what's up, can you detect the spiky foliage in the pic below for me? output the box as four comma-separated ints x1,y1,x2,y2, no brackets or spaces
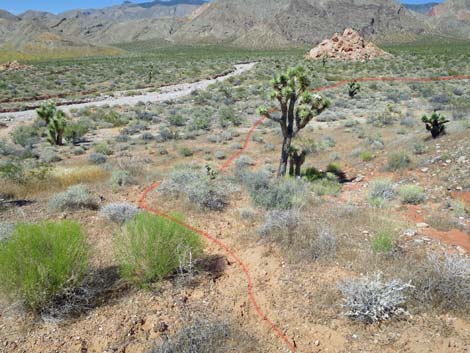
257,66,330,177
422,112,449,138
36,101,67,146
348,81,361,98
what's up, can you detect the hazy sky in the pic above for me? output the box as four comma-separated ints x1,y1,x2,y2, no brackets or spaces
1,0,443,15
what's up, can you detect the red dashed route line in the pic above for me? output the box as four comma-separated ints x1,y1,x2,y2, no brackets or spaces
137,74,470,353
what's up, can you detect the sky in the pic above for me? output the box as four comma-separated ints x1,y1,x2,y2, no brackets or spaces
1,0,444,15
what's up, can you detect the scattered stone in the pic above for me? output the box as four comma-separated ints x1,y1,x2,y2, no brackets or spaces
421,168,429,173
404,229,417,237
305,28,392,62
416,222,429,228
0,60,32,72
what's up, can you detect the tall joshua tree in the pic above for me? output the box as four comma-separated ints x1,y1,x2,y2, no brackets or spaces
36,101,67,146
257,66,330,177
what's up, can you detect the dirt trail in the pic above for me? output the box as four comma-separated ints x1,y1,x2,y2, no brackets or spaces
0,63,257,123
139,73,470,353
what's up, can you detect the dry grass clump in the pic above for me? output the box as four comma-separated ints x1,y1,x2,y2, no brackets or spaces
52,165,108,188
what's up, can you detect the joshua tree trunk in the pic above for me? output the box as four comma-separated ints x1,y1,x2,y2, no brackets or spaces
278,136,292,177
289,150,306,177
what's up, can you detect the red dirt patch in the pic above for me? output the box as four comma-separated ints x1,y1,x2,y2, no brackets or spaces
451,191,470,208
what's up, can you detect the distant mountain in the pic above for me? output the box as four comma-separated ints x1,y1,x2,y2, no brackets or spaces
172,0,431,47
428,0,470,38
0,9,17,21
18,0,208,44
402,2,439,14
0,13,120,60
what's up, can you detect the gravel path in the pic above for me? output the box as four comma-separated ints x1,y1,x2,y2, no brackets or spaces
0,62,257,123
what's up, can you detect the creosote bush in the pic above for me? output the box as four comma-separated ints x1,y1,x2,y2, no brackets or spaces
398,185,425,205
386,152,411,171
49,184,98,211
0,220,89,312
115,212,203,286
339,273,412,323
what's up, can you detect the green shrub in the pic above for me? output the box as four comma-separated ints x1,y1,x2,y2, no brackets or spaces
115,212,203,285
94,143,113,156
168,115,187,127
360,151,374,162
398,185,425,205
368,179,395,208
11,125,39,148
219,106,242,127
311,179,342,196
179,147,194,157
386,152,411,171
0,220,89,312
372,231,393,254
110,170,136,187
64,121,89,144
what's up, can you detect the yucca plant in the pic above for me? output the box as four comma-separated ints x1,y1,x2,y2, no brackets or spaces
422,112,449,138
36,101,68,146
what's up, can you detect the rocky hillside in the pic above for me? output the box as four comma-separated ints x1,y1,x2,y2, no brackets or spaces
19,0,208,44
171,0,433,47
428,0,470,39
0,14,120,60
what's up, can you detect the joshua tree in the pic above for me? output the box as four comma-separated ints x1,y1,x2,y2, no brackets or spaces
36,101,67,146
322,53,329,68
148,64,154,83
348,81,361,98
257,66,330,177
422,111,449,138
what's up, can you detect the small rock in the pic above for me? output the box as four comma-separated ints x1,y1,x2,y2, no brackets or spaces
314,340,320,346
416,222,429,228
446,159,452,164
457,156,466,164
421,168,429,173
404,229,417,237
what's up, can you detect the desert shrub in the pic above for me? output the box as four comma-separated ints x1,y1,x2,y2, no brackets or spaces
338,273,412,323
235,155,255,170
99,202,140,224
0,160,25,184
11,125,39,148
238,207,257,222
39,147,61,163
179,147,194,157
360,151,374,162
258,209,336,261
64,121,89,144
214,151,226,160
110,170,135,187
219,106,242,127
410,253,470,314
188,115,210,131
386,152,411,171
398,185,425,205
368,179,395,208
372,231,394,254
311,178,342,196
168,114,187,127
94,143,113,156
101,110,128,127
160,167,230,211
412,143,427,155
115,212,203,285
0,220,89,312
150,319,231,353
88,152,107,165
49,184,98,211
240,171,307,210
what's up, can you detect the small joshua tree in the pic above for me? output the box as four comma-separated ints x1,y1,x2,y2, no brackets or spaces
422,112,449,138
257,66,330,177
322,53,329,68
348,81,361,98
148,64,154,84
36,101,67,146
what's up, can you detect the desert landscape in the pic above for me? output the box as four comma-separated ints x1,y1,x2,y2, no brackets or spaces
0,1,469,352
